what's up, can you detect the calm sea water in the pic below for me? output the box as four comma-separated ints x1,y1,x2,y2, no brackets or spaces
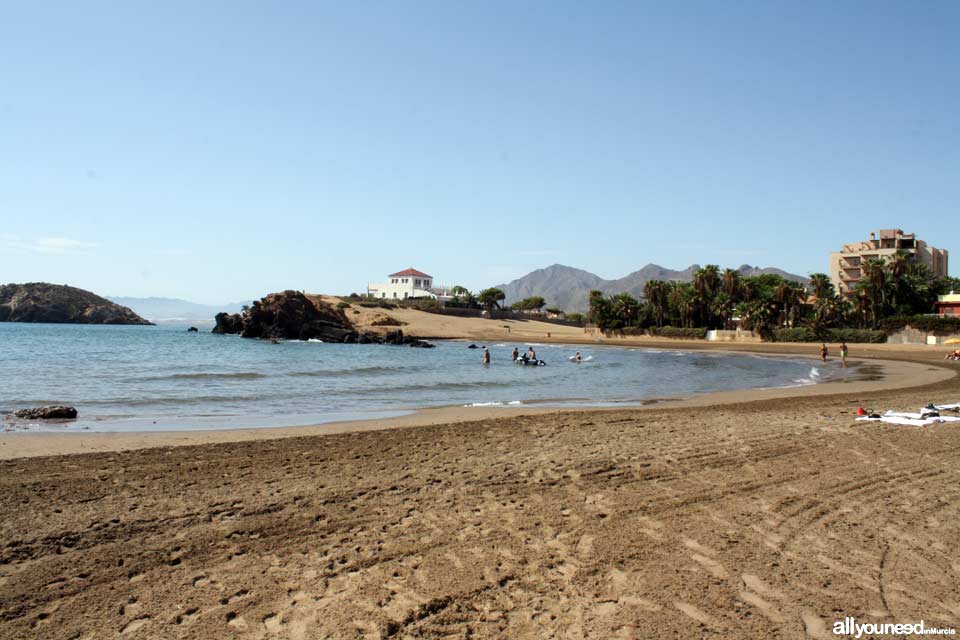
0,324,850,432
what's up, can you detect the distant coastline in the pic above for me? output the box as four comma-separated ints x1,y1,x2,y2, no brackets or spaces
0,283,151,325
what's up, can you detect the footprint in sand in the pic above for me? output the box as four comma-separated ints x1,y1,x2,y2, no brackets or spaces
801,610,831,640
674,602,721,629
738,590,784,623
690,553,728,579
262,613,283,633
120,616,151,635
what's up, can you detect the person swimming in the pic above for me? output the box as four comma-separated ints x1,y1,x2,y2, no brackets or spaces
574,351,582,363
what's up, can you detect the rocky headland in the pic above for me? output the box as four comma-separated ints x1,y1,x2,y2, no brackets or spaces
0,283,153,325
212,291,434,347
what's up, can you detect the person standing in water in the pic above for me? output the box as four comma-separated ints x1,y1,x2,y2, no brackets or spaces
512,347,519,361
482,347,490,365
839,342,848,367
819,343,829,362
527,346,537,361
574,351,582,363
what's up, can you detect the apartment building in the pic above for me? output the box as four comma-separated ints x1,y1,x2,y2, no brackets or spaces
829,229,948,298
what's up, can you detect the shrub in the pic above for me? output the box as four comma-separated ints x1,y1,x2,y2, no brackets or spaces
352,310,360,315
826,328,886,343
649,326,707,339
565,313,585,326
882,315,960,334
336,302,351,310
772,327,817,342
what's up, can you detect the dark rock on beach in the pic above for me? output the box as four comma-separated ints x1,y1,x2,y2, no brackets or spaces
12,406,78,420
0,283,152,325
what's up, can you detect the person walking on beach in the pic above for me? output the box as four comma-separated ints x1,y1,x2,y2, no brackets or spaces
819,343,829,362
482,347,490,365
839,342,848,367
512,347,519,361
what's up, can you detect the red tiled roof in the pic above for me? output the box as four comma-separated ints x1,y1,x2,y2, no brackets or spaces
389,268,432,278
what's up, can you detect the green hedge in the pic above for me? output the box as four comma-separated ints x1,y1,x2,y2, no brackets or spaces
772,327,886,343
772,328,817,342
649,326,708,339
881,315,960,334
826,328,886,343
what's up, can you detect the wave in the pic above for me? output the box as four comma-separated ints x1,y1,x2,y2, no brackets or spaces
287,366,413,379
145,372,268,381
464,400,523,407
791,367,822,386
349,380,513,396
88,394,285,407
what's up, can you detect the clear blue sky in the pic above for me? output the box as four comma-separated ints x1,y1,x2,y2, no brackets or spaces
2,1,957,302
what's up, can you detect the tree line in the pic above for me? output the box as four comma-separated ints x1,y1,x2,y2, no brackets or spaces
586,257,959,337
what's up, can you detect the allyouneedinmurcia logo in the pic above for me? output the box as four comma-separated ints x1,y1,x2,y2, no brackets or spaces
833,617,956,637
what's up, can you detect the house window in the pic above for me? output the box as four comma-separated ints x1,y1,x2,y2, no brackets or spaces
404,292,408,298
424,280,430,287
393,292,397,298
415,279,421,287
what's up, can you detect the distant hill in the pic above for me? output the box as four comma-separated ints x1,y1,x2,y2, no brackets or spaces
0,283,152,325
495,263,809,313
108,297,251,326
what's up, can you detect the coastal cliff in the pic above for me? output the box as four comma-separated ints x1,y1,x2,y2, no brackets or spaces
0,283,153,325
212,291,433,346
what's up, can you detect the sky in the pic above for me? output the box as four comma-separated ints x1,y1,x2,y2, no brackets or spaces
1,1,958,303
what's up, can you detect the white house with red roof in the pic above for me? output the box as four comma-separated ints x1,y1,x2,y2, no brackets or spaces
367,268,450,300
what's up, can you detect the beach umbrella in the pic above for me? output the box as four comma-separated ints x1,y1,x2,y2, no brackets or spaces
945,338,960,345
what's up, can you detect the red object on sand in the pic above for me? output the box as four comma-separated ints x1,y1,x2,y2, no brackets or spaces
856,407,867,416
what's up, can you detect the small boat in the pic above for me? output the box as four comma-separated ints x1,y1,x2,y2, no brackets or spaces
515,357,546,367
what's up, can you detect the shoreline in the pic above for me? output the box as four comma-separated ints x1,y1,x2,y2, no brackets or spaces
4,339,960,638
1,347,953,460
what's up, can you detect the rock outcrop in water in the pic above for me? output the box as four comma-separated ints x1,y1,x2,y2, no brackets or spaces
0,283,152,325
212,291,434,347
12,406,78,420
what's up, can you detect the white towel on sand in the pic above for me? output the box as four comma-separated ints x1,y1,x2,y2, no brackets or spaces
857,415,960,426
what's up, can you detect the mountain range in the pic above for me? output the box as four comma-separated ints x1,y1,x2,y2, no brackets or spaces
495,264,809,313
107,297,251,326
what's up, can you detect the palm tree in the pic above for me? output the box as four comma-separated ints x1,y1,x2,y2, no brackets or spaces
775,282,804,328
643,280,668,327
860,258,888,328
692,265,721,326
737,299,777,337
808,273,834,300
711,292,735,330
722,268,741,300
610,293,640,330
886,251,911,311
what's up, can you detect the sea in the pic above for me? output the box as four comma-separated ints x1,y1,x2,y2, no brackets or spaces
0,324,854,432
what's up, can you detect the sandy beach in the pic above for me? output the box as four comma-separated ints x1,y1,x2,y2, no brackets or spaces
2,336,959,639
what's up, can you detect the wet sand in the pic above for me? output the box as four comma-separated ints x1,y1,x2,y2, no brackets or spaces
1,342,959,639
